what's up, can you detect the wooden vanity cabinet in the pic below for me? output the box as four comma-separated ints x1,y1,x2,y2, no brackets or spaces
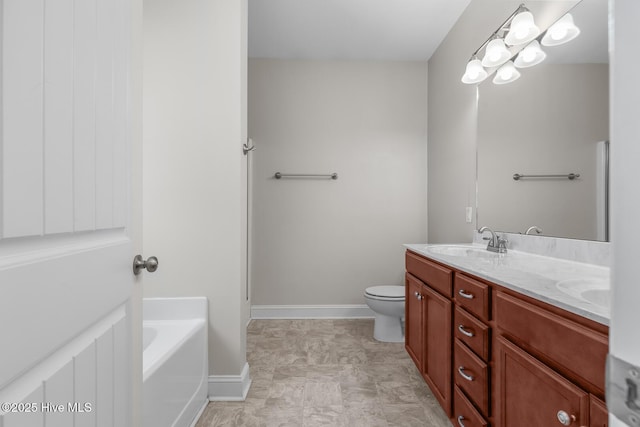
405,254,453,416
405,249,610,427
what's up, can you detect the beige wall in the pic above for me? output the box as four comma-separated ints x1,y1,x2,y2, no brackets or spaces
142,0,247,376
249,59,428,306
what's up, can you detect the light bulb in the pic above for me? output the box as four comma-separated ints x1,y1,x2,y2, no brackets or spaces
505,10,540,46
461,58,488,84
521,46,536,63
551,26,568,40
542,13,580,47
493,61,520,84
482,39,511,67
514,40,546,68
515,27,528,39
499,67,513,80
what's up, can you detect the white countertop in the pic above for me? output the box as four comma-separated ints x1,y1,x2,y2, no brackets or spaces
404,243,610,326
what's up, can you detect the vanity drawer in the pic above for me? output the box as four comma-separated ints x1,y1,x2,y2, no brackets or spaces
495,291,608,392
454,386,488,427
454,274,490,321
454,339,489,416
454,306,490,361
406,251,452,297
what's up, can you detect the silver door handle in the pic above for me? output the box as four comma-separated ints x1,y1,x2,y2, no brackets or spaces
133,255,159,275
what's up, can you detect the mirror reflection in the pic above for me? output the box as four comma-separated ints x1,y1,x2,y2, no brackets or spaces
476,0,609,241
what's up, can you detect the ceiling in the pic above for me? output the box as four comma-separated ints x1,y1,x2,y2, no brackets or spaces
248,0,472,61
248,0,608,64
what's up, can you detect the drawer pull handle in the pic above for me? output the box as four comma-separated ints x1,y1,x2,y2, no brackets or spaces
557,410,576,426
458,366,474,381
458,289,475,299
458,325,475,337
457,415,466,427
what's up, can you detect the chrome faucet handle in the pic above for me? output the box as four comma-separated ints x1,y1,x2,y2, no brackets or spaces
497,235,508,253
478,226,495,242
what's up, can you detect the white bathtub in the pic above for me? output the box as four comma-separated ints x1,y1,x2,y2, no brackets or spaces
143,298,208,427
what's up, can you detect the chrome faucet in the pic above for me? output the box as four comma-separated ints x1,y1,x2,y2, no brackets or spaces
525,226,542,235
478,226,508,253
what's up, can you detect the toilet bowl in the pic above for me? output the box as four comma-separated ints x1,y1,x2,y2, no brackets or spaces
364,285,405,343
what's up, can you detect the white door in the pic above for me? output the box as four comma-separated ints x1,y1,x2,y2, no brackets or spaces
609,1,640,426
0,1,138,426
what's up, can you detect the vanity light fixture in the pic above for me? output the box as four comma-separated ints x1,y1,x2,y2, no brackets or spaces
461,4,580,86
504,7,540,46
541,13,580,46
493,61,521,85
514,40,546,68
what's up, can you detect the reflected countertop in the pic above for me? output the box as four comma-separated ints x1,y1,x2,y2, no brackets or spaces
404,243,610,326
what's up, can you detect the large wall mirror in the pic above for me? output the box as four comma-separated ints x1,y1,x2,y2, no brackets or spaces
476,0,609,241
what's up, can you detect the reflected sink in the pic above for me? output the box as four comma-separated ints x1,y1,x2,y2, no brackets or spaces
427,245,497,258
556,278,610,308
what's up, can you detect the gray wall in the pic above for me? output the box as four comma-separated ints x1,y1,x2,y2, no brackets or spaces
249,59,428,306
426,2,484,243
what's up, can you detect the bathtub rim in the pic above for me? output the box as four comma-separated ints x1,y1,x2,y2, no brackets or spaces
142,318,206,382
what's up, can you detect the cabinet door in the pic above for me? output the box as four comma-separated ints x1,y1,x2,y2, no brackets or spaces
423,284,453,417
590,395,608,427
405,273,424,371
496,336,589,427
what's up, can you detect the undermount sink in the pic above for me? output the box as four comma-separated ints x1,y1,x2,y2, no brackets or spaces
427,245,496,258
556,278,610,308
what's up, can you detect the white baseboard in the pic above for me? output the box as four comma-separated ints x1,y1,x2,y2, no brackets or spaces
208,362,252,401
251,304,375,319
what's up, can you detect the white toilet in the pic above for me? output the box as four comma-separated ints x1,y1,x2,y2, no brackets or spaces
364,285,405,343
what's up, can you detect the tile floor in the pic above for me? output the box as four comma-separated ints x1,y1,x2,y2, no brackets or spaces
195,319,451,427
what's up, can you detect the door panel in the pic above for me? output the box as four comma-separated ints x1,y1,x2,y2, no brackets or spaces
423,284,453,416
405,273,424,371
496,336,589,427
0,0,134,425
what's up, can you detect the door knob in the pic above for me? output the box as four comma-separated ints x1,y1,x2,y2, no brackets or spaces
133,255,159,275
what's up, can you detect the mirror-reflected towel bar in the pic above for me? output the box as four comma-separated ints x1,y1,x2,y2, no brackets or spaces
275,172,338,180
513,173,580,181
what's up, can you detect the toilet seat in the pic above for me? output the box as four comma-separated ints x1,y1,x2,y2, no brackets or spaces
365,286,405,301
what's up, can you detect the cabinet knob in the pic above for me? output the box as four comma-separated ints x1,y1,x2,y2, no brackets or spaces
557,410,576,426
414,291,423,300
457,415,466,427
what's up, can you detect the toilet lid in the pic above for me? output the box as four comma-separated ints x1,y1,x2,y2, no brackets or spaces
365,286,404,299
